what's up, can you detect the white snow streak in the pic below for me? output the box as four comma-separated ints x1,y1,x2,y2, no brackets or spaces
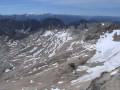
43,31,54,36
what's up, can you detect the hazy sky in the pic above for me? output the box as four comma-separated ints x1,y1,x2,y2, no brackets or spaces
0,0,120,16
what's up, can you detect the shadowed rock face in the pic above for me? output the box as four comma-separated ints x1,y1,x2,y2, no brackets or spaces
0,18,65,39
113,32,120,41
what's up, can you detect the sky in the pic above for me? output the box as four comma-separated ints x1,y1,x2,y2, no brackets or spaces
0,0,120,16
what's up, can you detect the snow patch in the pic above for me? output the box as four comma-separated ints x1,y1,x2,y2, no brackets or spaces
101,23,105,26
52,63,59,67
43,31,54,36
76,66,90,72
5,69,11,72
72,30,120,84
110,69,119,76
30,80,34,83
89,30,120,63
51,88,60,90
29,47,38,53
58,81,64,84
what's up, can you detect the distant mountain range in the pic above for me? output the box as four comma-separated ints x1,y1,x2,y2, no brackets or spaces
0,14,120,24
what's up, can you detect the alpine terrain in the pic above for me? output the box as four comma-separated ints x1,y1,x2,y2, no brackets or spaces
0,15,119,90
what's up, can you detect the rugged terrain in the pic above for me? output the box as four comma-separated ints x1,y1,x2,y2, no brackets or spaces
0,20,119,90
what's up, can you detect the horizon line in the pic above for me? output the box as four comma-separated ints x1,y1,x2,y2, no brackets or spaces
0,13,120,17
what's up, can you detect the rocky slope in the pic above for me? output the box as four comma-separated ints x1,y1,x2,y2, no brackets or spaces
0,23,119,90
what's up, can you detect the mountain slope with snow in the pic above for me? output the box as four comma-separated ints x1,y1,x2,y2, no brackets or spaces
0,27,119,90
